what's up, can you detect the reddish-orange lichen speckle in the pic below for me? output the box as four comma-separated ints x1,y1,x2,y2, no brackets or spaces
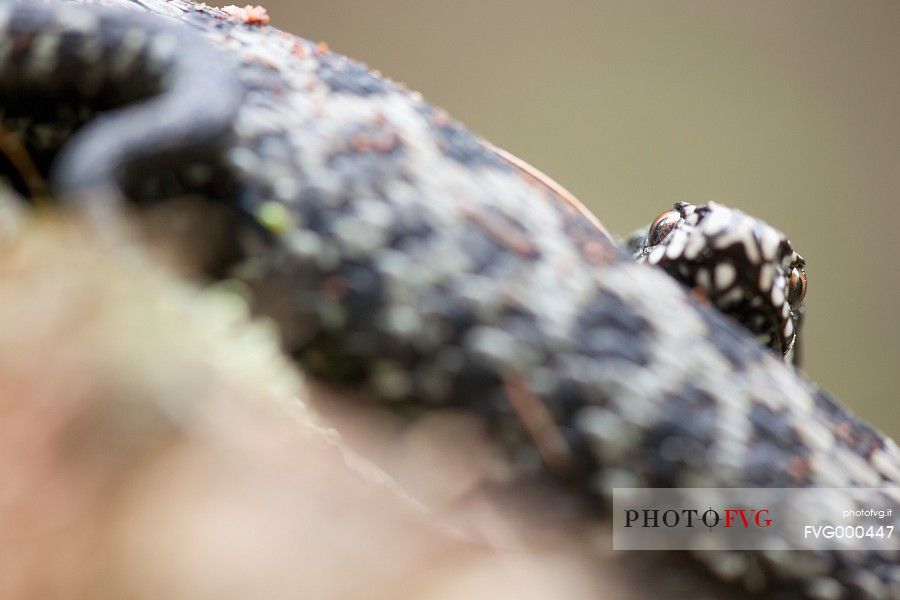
349,132,401,154
222,5,270,26
315,42,330,55
691,286,711,304
291,41,307,58
788,456,811,480
432,110,451,127
835,421,854,443
239,51,276,69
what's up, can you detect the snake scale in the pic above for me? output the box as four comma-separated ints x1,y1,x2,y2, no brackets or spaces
0,0,897,597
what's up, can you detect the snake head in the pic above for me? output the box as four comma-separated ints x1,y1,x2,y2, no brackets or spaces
626,202,807,364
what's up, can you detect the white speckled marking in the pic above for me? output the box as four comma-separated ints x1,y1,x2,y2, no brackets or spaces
714,263,736,290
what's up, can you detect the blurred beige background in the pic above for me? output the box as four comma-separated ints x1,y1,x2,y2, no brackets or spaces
233,1,898,435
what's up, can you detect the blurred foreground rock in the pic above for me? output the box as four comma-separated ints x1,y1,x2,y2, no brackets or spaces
0,214,749,598
0,218,612,599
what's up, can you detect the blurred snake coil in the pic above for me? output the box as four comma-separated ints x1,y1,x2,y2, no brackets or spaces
0,1,897,598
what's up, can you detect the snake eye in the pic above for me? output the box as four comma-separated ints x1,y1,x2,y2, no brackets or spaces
788,268,807,304
647,210,680,245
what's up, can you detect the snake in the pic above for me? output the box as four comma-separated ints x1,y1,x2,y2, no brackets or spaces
0,1,896,597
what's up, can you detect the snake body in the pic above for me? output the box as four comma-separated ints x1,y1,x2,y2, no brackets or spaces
0,1,897,597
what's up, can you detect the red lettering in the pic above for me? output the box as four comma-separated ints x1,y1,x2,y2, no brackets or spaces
755,509,772,527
